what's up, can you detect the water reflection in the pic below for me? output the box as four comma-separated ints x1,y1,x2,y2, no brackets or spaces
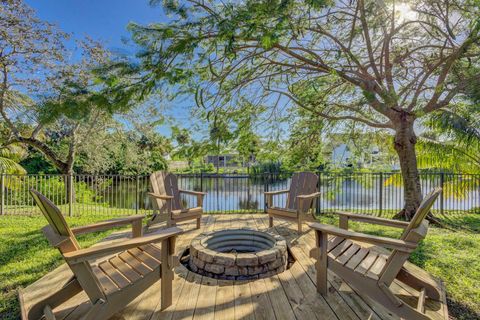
99,175,479,212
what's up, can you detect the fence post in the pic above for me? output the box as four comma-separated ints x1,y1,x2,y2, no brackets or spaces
263,172,269,213
200,172,203,192
68,174,73,217
440,172,445,215
135,175,139,215
0,173,4,215
316,171,321,215
378,172,383,216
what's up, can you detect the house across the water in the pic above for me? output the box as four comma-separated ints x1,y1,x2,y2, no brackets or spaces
205,153,255,168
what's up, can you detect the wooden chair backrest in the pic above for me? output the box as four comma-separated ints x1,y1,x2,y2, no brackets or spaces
379,187,441,285
286,172,319,210
29,189,80,253
30,189,108,301
400,187,442,240
150,171,183,211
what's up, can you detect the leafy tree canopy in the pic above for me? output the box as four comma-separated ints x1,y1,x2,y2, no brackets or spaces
112,0,480,218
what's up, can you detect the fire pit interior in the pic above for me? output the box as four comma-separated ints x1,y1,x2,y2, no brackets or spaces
186,229,290,280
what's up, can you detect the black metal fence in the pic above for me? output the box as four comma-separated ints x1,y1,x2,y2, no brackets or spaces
0,172,479,218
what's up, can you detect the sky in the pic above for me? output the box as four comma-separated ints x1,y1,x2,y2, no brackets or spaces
25,0,199,138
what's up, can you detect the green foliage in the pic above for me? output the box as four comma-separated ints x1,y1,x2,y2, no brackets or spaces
70,106,173,175
20,151,58,174
101,131,171,175
230,101,263,163
250,161,283,174
0,146,26,174
1,1,142,176
3,176,105,207
171,126,212,166
37,80,131,126
117,0,480,217
418,103,480,173
281,109,326,171
173,161,216,173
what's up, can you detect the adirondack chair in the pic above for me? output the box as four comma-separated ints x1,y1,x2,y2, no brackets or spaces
148,171,205,229
309,188,442,320
26,189,182,320
265,172,321,233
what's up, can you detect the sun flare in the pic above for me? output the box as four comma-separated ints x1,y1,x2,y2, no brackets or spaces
395,2,418,22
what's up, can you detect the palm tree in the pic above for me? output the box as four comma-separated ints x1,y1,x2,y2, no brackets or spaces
417,104,480,174
415,105,480,211
0,145,26,174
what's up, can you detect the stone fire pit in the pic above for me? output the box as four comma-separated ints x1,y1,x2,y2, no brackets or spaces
189,229,288,280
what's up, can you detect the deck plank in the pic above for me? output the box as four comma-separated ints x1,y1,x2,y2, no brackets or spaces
192,276,218,320
259,216,362,320
276,267,321,320
233,281,255,320
249,278,277,320
214,280,235,320
288,262,338,320
151,215,214,320
264,275,296,320
172,271,202,320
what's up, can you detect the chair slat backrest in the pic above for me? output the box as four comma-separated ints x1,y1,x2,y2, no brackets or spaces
400,187,442,240
286,172,319,210
29,189,80,252
379,187,441,285
150,171,182,211
30,189,111,301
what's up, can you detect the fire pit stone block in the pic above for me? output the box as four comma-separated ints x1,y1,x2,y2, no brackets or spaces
189,229,289,280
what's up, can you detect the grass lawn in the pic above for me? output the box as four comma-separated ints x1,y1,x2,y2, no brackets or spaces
0,211,479,320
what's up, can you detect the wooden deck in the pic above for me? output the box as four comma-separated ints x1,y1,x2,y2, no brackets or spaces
19,214,448,320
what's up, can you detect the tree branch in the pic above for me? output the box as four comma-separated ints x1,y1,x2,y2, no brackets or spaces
266,88,393,129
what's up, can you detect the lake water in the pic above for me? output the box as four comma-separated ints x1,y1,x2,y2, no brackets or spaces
99,175,480,214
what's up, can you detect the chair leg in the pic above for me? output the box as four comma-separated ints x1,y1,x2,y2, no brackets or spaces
298,219,303,233
196,217,201,229
161,239,174,310
81,299,108,320
161,270,174,310
314,231,328,295
269,216,273,228
132,219,143,238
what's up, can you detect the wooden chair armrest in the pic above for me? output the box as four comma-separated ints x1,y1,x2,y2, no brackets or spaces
179,189,206,207
308,222,416,252
297,192,322,200
296,192,321,212
148,192,174,200
64,227,183,264
71,215,144,236
335,211,409,229
264,190,289,209
264,190,289,195
179,189,206,196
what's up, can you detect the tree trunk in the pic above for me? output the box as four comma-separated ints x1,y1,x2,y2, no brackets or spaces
393,116,423,220
64,150,76,205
